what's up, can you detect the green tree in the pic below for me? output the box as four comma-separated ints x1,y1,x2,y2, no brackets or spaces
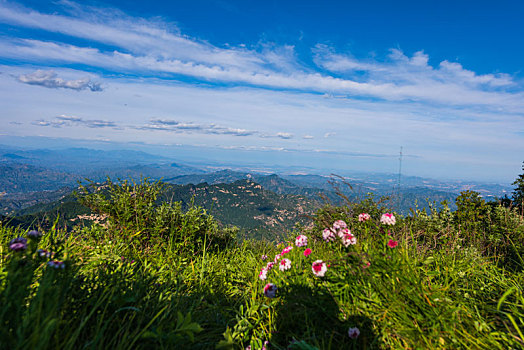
455,190,487,233
512,161,524,211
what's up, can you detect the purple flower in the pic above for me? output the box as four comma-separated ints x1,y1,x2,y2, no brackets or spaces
37,249,53,258
47,260,66,269
9,237,27,252
348,327,360,339
27,230,42,239
263,283,277,298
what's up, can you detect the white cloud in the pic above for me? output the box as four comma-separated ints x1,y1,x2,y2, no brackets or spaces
276,132,293,139
33,114,117,128
140,118,256,136
0,2,522,112
18,70,102,91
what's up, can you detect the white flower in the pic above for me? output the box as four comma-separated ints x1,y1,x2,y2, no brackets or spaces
380,213,396,225
333,220,347,230
322,228,336,242
341,232,357,247
358,213,371,222
312,260,327,277
279,258,291,271
348,327,360,339
263,283,277,298
295,235,308,247
338,227,350,238
259,267,268,280
281,246,293,254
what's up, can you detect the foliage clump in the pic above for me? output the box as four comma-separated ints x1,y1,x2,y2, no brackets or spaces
0,176,523,349
78,178,237,254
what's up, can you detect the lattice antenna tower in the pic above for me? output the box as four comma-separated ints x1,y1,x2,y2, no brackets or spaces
397,146,403,211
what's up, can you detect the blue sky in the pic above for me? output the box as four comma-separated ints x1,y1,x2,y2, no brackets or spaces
0,0,523,182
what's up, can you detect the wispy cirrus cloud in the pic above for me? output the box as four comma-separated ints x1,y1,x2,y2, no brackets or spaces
18,70,102,91
0,1,523,113
33,115,117,128
139,118,256,136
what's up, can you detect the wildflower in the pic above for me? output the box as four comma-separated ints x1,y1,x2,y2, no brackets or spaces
338,227,350,238
9,237,27,252
380,213,396,225
37,249,53,258
281,246,293,255
322,228,336,242
262,341,269,350
47,260,65,269
303,248,312,256
279,258,291,271
295,235,307,247
341,232,357,247
312,260,327,277
259,267,268,280
27,230,42,239
363,261,371,269
263,283,277,298
358,213,371,222
266,261,275,270
348,327,360,339
333,220,347,230
261,254,268,261
387,239,398,248
274,254,281,262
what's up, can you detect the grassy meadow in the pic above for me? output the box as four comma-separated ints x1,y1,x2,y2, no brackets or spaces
0,179,523,349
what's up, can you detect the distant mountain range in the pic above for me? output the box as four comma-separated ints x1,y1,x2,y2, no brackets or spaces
0,145,515,238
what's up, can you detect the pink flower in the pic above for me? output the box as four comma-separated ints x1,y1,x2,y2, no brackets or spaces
261,254,268,261
279,258,291,271
266,261,275,270
387,239,398,248
303,248,312,256
312,260,327,277
363,261,371,269
348,327,360,339
333,220,347,230
295,235,308,247
259,267,268,280
281,246,293,255
263,283,277,298
338,227,350,238
341,232,357,247
358,213,371,222
322,228,336,242
274,254,281,262
380,213,396,225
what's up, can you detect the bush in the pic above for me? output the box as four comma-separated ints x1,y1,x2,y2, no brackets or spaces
77,178,236,255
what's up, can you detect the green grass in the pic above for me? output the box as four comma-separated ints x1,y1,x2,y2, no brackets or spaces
0,179,523,349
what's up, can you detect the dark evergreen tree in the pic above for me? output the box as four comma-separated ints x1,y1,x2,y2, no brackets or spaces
512,161,524,211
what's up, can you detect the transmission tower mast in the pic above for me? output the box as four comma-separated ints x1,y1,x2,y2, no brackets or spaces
397,146,403,211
